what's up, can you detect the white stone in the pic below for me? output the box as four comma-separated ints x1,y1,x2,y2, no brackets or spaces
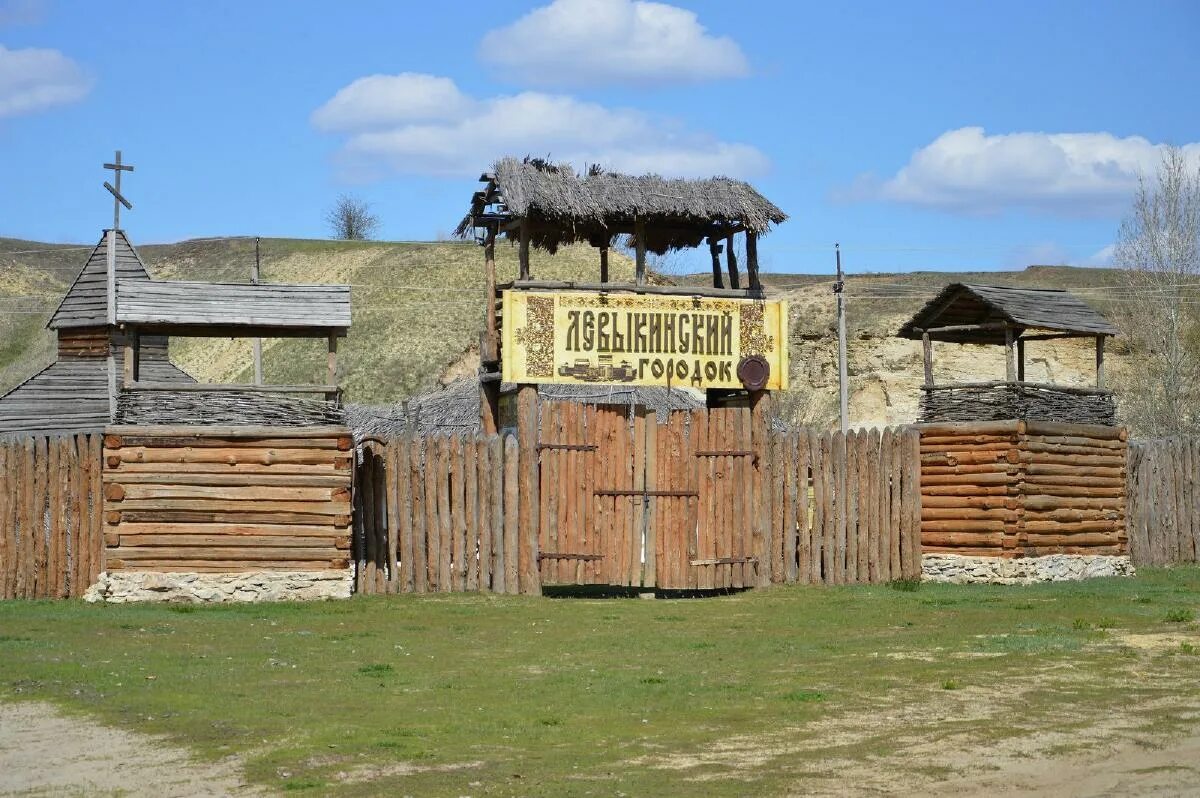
83,571,353,604
921,554,1134,585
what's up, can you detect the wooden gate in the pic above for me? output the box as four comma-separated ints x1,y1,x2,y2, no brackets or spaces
535,401,761,590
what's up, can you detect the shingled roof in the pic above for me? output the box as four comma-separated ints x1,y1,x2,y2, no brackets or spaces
48,230,149,329
898,283,1119,344
457,157,786,253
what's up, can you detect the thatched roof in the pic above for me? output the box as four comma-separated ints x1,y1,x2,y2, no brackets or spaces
457,157,786,254
898,283,1119,345
347,377,703,442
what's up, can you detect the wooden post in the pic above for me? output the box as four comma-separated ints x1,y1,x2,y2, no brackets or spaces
726,234,740,290
1096,335,1105,388
1017,338,1026,382
708,238,724,289
518,218,531,280
1004,325,1016,382
481,225,500,434
327,333,338,387
517,384,540,594
745,232,760,290
921,331,933,388
634,217,646,285
599,243,610,283
750,390,772,587
252,236,263,385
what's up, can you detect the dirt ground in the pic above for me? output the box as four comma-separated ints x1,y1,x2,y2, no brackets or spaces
2,690,1199,797
0,702,261,797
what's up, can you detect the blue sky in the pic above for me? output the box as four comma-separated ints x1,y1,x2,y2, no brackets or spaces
2,0,1198,273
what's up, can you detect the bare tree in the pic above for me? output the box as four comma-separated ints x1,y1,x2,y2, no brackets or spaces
1113,147,1200,436
325,194,380,240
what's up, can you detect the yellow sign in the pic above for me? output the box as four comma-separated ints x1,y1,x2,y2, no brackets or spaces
501,290,788,391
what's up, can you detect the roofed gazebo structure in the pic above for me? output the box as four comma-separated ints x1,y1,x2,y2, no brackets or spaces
458,156,788,431
898,284,1120,426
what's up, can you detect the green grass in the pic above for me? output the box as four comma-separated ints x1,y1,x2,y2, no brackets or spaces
1,567,1199,796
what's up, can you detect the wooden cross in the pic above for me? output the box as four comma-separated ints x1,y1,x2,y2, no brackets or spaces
103,150,134,229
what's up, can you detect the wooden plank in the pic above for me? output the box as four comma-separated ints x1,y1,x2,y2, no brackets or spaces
474,436,489,591
411,436,428,593
88,434,104,587
116,534,345,548
384,441,400,592
439,436,455,591
33,436,49,597
488,435,504,592
643,410,657,589
115,484,341,502
503,434,520,593
905,428,923,579
631,407,646,588
0,444,10,599
57,437,73,597
110,447,346,465
517,386,539,594
692,409,711,590
423,436,440,591
453,436,469,590
108,559,348,572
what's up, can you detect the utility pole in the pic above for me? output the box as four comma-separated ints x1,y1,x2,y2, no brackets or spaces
835,243,849,432
252,237,263,385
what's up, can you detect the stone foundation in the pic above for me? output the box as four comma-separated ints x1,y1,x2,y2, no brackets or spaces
922,554,1135,585
83,571,354,603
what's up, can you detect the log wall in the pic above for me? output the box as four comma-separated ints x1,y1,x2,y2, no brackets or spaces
102,426,353,572
0,433,104,598
919,420,1128,557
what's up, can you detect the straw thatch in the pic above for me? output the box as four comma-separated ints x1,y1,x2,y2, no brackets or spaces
457,157,786,254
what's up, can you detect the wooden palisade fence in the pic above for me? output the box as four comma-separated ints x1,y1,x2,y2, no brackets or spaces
354,414,924,595
1127,438,1200,565
0,433,104,599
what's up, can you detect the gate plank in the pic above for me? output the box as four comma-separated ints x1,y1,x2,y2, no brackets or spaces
643,410,657,589
465,435,480,591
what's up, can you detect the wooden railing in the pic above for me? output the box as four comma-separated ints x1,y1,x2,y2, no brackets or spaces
0,433,104,599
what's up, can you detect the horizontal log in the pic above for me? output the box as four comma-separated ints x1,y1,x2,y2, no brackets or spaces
921,520,1007,532
920,442,1016,453
115,522,349,537
106,558,350,571
922,531,1005,547
1021,441,1127,457
922,451,1015,467
1023,420,1126,440
116,484,338,502
916,421,1023,437
106,425,351,438
1023,508,1122,522
1023,495,1125,511
115,534,348,548
1018,452,1125,468
1023,532,1123,546
922,464,1017,476
1016,474,1125,488
1025,464,1124,478
106,435,352,451
921,496,1018,509
107,546,342,561
114,499,352,515
105,461,350,476
1021,520,1124,533
921,485,1013,497
111,447,344,466
1023,435,1125,450
918,434,1018,447
921,473,1014,486
102,472,350,488
922,546,1016,557
113,510,351,526
921,508,1015,521
1018,545,1125,556
1020,485,1125,499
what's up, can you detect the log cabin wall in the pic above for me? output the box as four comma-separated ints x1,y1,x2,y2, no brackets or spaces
101,426,353,572
919,420,1128,557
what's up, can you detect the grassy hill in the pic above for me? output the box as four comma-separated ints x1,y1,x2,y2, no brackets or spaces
0,235,1135,427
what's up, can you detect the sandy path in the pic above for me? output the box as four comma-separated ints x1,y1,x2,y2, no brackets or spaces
0,702,264,797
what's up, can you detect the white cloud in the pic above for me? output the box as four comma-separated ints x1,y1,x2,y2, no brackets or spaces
1085,244,1115,266
313,73,768,180
848,127,1200,217
310,73,472,133
478,0,748,86
0,43,91,118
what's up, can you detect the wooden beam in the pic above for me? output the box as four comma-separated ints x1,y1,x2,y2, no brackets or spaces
126,382,339,394
709,239,724,289
501,280,765,299
922,331,933,388
518,218,531,280
1017,337,1025,382
726,234,740,290
922,380,1113,397
599,244,610,284
484,225,498,363
634,217,646,285
327,333,338,387
106,424,351,438
1004,325,1016,382
1096,334,1105,388
925,321,1008,335
1019,331,1093,342
745,232,760,290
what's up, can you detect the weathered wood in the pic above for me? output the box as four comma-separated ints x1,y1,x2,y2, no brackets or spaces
503,434,520,593
922,332,933,388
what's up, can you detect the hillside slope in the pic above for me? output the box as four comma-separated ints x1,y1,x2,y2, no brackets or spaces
0,235,1134,428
